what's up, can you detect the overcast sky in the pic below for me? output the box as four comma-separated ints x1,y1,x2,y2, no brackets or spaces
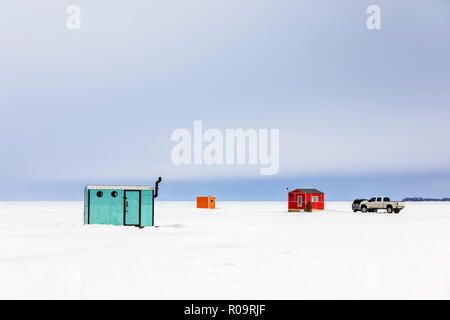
1,1,449,200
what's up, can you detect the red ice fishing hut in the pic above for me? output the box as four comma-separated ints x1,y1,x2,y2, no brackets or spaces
288,189,324,212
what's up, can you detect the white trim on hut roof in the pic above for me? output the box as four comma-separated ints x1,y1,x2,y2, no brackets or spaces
86,185,154,190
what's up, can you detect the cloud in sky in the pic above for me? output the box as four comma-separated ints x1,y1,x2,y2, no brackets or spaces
0,1,449,198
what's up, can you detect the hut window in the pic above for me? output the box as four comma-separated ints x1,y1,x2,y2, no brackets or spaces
297,196,302,206
96,191,103,198
111,191,118,198
312,196,319,202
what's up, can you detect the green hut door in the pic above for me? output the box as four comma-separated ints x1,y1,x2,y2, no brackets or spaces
124,191,140,226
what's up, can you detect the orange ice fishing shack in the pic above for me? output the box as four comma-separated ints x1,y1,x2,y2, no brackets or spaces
197,196,215,209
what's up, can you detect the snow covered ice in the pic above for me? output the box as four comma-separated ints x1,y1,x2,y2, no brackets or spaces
0,201,449,299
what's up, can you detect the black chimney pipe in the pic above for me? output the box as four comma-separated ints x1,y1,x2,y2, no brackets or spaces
154,177,162,198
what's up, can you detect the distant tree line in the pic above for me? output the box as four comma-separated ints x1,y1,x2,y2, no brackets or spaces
402,197,450,202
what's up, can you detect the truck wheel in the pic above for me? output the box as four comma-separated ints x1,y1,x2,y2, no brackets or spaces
387,206,393,214
361,206,368,213
394,209,400,213
353,209,357,213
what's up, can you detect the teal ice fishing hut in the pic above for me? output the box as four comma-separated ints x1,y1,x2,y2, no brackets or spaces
84,177,162,227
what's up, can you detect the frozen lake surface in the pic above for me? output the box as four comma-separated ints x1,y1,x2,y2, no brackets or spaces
1,201,449,299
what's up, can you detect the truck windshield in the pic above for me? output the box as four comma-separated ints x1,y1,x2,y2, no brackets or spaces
369,198,375,202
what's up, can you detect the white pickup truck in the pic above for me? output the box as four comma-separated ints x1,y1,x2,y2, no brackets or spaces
352,197,405,213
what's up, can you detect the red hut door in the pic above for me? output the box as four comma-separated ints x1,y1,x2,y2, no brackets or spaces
297,195,303,208
311,195,318,210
